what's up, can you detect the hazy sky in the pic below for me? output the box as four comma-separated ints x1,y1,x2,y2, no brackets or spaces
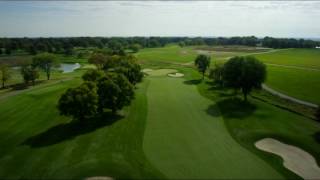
0,1,320,38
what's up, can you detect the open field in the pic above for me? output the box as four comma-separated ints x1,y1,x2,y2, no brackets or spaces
136,44,269,64
137,45,320,105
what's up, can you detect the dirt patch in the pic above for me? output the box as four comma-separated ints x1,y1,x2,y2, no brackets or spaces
255,138,320,179
168,73,184,78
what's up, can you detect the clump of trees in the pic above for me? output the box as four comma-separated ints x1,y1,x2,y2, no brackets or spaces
0,64,11,88
57,54,143,120
209,56,266,101
194,54,211,80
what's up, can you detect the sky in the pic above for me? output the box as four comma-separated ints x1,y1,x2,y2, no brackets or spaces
0,1,320,38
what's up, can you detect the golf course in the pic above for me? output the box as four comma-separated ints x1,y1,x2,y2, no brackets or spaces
0,42,320,179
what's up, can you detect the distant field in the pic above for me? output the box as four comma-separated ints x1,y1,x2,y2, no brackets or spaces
254,48,320,69
136,44,269,64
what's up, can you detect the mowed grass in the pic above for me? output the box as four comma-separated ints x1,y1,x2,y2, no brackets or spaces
0,77,163,179
136,45,198,63
266,66,320,104
143,74,283,179
254,48,320,69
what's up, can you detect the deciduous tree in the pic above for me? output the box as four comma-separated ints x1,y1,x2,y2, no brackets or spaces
58,82,98,120
0,64,11,88
97,73,134,114
222,56,266,101
32,53,58,80
194,54,211,79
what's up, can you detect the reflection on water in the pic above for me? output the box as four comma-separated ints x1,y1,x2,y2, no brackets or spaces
60,63,80,73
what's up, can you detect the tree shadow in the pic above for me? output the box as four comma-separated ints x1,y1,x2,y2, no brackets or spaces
183,79,202,85
314,132,320,144
21,112,123,148
208,98,257,119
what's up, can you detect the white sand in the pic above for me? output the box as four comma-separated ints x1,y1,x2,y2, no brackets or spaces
168,73,184,78
141,68,153,73
144,69,178,76
255,138,320,179
85,176,114,180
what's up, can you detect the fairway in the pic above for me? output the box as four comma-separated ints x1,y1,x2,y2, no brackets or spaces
143,76,283,179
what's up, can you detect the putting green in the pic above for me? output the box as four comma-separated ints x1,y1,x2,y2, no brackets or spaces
143,77,284,179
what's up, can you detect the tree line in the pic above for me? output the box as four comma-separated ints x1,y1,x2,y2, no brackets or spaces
0,36,319,56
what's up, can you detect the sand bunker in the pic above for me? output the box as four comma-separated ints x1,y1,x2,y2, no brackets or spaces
168,72,184,78
141,68,153,73
85,176,114,180
255,138,320,179
144,69,178,76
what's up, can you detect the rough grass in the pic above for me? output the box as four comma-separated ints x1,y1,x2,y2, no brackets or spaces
0,77,163,179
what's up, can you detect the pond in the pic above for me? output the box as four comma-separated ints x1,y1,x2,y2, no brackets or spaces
60,63,81,73
11,63,81,73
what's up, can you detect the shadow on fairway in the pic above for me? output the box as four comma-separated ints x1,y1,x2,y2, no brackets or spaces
314,132,320,144
184,79,202,85
22,112,123,148
207,98,257,119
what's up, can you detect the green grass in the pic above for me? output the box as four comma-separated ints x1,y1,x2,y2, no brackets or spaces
0,77,163,179
143,71,283,179
266,66,320,104
254,48,320,69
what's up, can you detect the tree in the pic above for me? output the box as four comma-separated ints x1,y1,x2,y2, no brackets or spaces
129,44,142,53
0,64,11,88
58,82,98,120
88,53,107,70
97,73,134,114
82,69,104,82
21,65,39,86
222,56,266,101
5,48,11,55
114,56,143,85
209,64,224,86
194,54,211,80
0,48,3,55
32,53,58,80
